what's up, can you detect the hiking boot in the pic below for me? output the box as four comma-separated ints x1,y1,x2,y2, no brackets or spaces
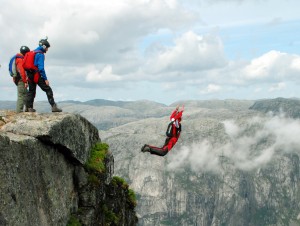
144,146,150,152
141,144,147,152
27,108,36,112
24,107,35,112
141,145,150,153
52,104,62,112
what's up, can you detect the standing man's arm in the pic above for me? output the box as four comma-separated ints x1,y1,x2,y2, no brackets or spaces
35,53,49,85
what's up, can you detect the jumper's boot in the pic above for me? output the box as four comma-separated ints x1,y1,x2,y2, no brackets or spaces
141,144,150,153
141,144,147,152
52,104,62,112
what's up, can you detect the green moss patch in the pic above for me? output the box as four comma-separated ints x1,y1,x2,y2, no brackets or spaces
111,176,137,208
85,142,109,173
128,188,137,208
87,173,100,186
102,204,120,225
66,215,81,226
111,176,128,189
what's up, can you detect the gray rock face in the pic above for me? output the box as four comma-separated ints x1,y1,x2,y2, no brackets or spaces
1,112,99,164
0,111,137,226
0,132,75,226
99,99,300,226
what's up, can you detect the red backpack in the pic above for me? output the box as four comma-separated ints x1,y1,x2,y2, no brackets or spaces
22,50,43,71
23,50,43,83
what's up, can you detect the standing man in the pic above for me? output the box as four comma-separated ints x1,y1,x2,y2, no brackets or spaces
25,38,62,112
14,46,30,113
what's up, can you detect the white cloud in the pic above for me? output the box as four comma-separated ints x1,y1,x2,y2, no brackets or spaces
234,51,300,85
243,51,284,80
254,87,262,93
291,58,300,71
201,84,221,94
168,115,300,173
86,65,122,82
146,31,227,74
162,82,180,91
167,141,220,173
268,82,286,92
0,0,197,59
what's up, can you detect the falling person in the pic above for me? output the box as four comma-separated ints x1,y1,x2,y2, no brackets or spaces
141,105,184,156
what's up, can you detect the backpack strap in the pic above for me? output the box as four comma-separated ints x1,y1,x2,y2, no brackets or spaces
166,121,174,137
34,50,44,54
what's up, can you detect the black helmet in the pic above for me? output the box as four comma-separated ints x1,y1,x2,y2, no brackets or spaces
39,37,50,48
20,46,30,55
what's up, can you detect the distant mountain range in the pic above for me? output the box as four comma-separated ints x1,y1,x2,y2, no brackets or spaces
250,97,300,118
2,98,300,130
0,99,256,130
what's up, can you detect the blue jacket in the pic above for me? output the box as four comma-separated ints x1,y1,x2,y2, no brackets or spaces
34,46,47,80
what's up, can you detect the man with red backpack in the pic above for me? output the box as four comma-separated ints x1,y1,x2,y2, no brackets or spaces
9,46,30,113
141,105,184,156
24,38,62,112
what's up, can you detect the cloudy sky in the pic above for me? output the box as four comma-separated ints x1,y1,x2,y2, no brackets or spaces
1,0,300,104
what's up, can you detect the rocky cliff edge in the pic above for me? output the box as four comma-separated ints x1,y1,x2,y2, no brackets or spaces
0,111,137,226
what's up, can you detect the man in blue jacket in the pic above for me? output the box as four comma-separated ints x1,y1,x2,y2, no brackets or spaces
26,38,62,112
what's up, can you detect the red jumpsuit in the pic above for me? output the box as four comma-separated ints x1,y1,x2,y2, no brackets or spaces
142,109,183,156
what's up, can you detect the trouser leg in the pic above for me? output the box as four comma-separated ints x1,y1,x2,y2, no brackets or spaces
163,137,178,151
37,77,55,106
16,81,27,113
147,138,170,156
148,145,168,156
26,73,37,109
143,137,171,156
